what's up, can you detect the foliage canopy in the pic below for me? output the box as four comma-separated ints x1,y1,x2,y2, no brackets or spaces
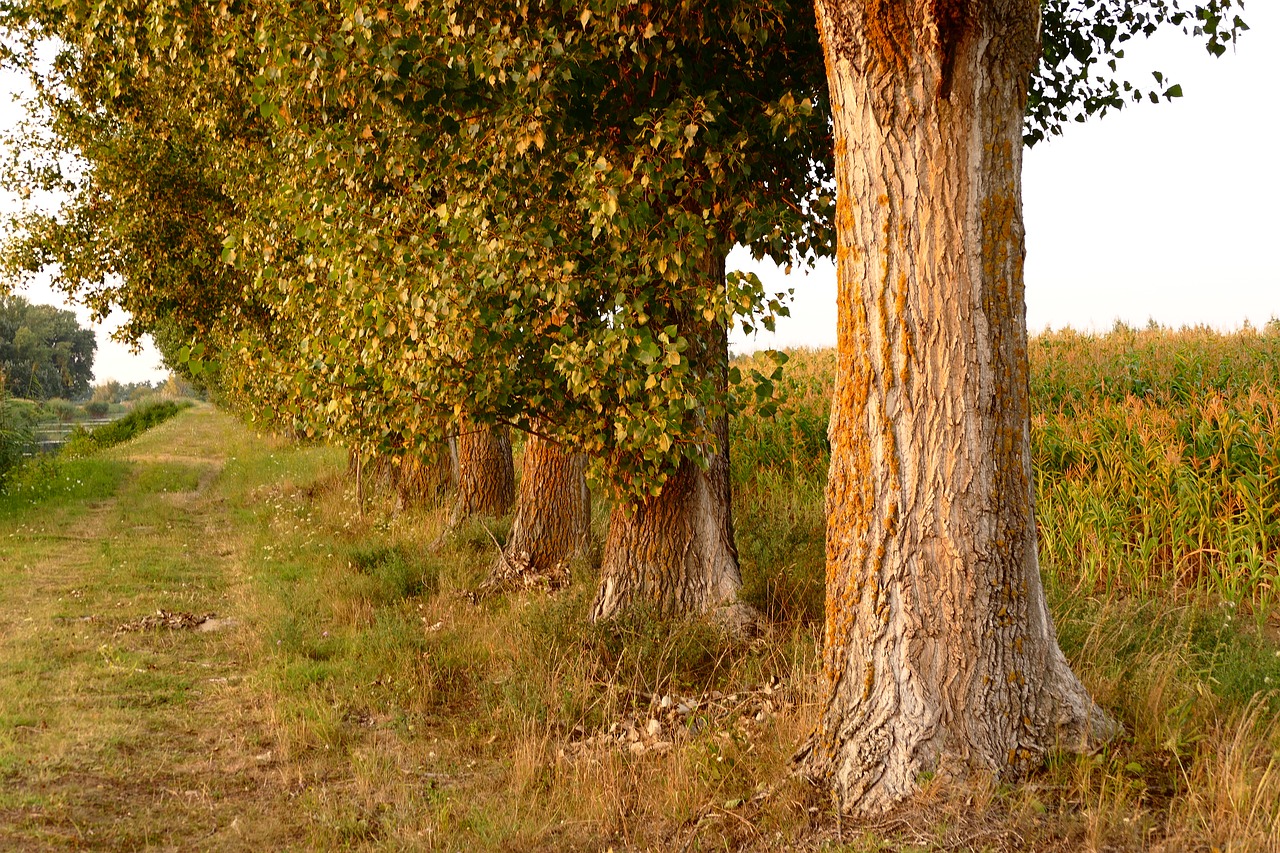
0,293,96,400
0,0,1249,491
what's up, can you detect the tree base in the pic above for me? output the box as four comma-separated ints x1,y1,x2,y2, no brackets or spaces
800,653,1118,815
590,457,740,621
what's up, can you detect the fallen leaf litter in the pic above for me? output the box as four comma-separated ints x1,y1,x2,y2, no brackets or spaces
558,675,795,761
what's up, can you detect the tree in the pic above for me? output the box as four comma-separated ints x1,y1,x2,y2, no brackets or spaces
799,0,1247,813
0,294,96,400
450,426,516,524
350,441,454,510
490,430,591,588
90,379,122,405
1,0,828,620
223,0,828,620
0,23,265,411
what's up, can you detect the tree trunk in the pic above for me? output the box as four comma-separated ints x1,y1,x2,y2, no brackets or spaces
393,443,454,507
450,425,515,523
348,443,452,509
490,431,590,588
590,420,739,621
804,0,1115,813
590,253,743,623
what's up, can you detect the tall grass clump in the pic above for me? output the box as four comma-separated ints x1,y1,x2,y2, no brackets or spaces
0,392,37,486
1030,324,1280,611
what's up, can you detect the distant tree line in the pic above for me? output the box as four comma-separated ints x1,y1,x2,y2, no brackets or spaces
90,379,163,405
0,294,96,401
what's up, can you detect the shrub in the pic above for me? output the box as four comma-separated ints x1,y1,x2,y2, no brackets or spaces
62,400,192,456
45,397,78,424
0,397,37,486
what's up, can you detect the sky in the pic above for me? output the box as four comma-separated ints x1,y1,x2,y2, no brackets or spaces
1,7,1277,381
730,2,1279,352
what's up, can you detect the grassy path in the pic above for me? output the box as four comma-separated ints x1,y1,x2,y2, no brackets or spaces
0,406,303,850
3,391,1279,851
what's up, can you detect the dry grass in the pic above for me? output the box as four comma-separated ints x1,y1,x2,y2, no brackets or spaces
1,327,1278,849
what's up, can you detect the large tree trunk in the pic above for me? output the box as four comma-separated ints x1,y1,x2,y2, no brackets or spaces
590,253,743,623
450,425,515,523
490,431,591,587
803,0,1115,813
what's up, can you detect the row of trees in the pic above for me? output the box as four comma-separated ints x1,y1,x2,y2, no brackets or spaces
90,378,165,405
0,0,1246,814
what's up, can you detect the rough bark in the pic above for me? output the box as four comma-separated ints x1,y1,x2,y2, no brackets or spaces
348,444,452,509
490,431,591,588
590,420,740,622
450,425,515,524
804,0,1115,813
590,253,744,623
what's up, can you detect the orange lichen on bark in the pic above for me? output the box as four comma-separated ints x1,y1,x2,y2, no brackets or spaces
863,0,915,75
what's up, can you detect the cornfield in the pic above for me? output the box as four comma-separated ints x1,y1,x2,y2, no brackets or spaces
732,322,1280,614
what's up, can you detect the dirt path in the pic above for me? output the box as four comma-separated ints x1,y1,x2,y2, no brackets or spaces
0,408,306,850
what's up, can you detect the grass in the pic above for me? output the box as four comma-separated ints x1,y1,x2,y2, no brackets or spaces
0,406,306,849
0,326,1278,850
61,399,193,457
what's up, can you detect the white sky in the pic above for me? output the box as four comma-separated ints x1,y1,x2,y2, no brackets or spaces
732,2,1279,351
2,8,1277,381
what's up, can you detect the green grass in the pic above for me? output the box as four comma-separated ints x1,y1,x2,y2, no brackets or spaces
62,399,193,457
129,460,206,494
0,455,130,514
1,327,1278,850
